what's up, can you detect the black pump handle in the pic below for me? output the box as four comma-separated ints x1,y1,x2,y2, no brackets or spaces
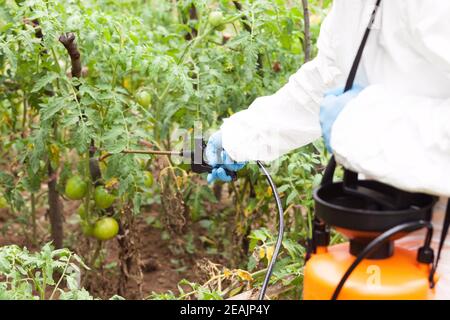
343,0,382,93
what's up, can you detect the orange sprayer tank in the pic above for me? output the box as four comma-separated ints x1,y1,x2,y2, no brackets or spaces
306,171,437,300
303,243,436,300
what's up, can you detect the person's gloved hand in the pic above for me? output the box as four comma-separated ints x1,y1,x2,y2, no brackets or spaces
320,86,364,152
205,131,246,183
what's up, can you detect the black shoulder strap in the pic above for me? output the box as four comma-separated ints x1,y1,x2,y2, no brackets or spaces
429,200,450,288
340,0,383,185
344,0,382,92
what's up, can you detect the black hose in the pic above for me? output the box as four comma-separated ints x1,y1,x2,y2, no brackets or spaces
256,161,285,300
331,220,433,300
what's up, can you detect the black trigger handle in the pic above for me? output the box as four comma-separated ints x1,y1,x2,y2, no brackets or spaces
186,137,237,181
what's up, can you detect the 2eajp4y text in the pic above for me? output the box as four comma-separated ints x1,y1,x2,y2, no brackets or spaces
179,304,271,318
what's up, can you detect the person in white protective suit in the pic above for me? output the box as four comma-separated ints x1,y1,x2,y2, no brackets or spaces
205,0,450,299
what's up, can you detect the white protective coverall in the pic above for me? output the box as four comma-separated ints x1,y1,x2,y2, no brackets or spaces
220,0,450,298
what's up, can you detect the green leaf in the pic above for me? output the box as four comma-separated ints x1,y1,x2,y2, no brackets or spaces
286,191,298,205
31,72,58,93
103,126,127,154
277,184,290,193
40,97,68,121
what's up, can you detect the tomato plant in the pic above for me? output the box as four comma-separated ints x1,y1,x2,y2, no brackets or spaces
0,0,331,300
0,243,90,300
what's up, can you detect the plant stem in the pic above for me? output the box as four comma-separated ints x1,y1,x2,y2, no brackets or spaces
47,163,64,249
21,96,27,137
31,193,37,245
230,181,242,216
49,253,72,300
88,240,102,268
301,0,312,63
84,149,92,218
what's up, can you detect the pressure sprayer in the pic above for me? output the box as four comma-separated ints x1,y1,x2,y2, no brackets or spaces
303,0,450,300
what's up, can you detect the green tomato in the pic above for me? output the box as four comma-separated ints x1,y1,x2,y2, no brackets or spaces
144,171,154,188
65,176,88,200
93,217,119,241
0,196,8,209
94,186,116,209
273,176,283,186
77,204,87,219
209,11,224,28
123,76,133,91
81,221,95,237
136,90,151,108
216,23,226,31
39,160,46,171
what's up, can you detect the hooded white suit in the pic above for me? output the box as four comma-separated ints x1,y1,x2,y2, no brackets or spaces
220,0,450,298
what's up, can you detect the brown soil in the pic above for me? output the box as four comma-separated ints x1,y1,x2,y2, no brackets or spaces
140,221,196,296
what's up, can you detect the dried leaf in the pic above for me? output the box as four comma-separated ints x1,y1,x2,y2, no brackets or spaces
266,246,274,264
236,270,253,282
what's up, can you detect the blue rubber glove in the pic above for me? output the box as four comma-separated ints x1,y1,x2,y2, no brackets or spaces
320,86,364,152
205,131,246,183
